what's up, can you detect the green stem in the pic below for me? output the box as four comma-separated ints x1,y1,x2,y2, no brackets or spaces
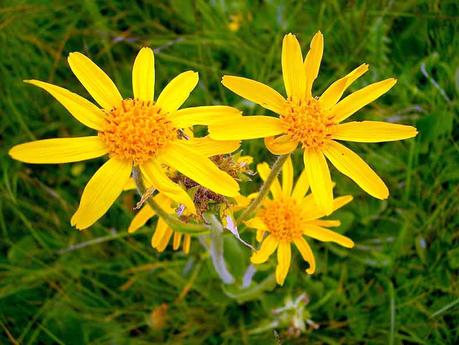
237,154,289,223
132,167,209,235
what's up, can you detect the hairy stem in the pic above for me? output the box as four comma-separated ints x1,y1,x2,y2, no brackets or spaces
132,167,209,234
237,154,289,223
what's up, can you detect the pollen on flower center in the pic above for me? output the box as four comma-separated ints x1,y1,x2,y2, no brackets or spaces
98,99,177,164
280,97,336,149
259,197,305,242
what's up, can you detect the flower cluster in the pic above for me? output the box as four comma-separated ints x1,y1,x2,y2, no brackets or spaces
9,32,417,286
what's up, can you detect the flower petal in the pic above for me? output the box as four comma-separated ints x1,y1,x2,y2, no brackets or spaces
303,149,333,215
303,224,354,248
183,234,191,254
294,237,316,274
264,135,298,155
68,52,122,110
140,160,196,214
71,158,132,230
257,162,282,199
173,232,182,250
151,218,169,249
169,105,242,128
208,116,284,140
323,141,388,199
304,31,324,99
302,195,353,221
282,33,306,99
132,47,155,101
251,235,278,264
276,241,291,285
311,219,341,227
282,155,294,196
159,141,239,197
332,121,418,142
9,137,107,164
156,71,198,114
221,76,286,113
187,136,240,157
291,168,309,201
319,64,369,110
25,80,105,130
245,217,268,230
331,78,397,123
128,205,155,233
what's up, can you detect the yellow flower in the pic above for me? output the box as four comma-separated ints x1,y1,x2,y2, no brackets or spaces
128,193,192,254
209,32,418,214
246,156,354,286
9,47,241,229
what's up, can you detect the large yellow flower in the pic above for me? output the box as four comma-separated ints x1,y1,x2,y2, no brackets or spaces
209,32,418,214
9,47,241,229
246,156,354,285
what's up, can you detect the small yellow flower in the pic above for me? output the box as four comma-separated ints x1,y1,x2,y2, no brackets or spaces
9,47,242,229
209,32,418,214
246,156,354,286
128,193,193,254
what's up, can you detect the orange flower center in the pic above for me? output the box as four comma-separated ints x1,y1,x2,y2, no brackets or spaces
98,99,177,165
259,197,305,242
280,97,335,149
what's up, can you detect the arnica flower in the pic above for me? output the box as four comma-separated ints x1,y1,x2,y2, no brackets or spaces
246,156,354,285
209,32,418,214
128,193,192,254
9,47,241,229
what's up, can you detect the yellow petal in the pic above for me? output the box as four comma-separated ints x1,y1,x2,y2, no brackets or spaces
304,31,323,99
331,78,397,123
319,77,349,111
319,64,369,110
291,169,309,201
264,135,298,155
294,237,316,274
323,140,388,199
332,121,418,142
221,75,286,113
128,205,155,233
183,234,191,254
276,241,291,285
67,52,122,110
187,136,240,157
256,229,266,242
71,158,131,230
159,141,239,197
303,149,333,215
169,105,241,128
257,162,282,199
151,218,168,248
140,160,196,214
302,195,353,221
173,231,182,250
156,71,198,114
208,116,284,140
282,155,293,196
303,224,354,248
25,80,104,130
132,47,155,101
282,33,306,99
311,219,341,227
156,227,174,252
251,235,278,264
9,137,107,164
245,217,268,230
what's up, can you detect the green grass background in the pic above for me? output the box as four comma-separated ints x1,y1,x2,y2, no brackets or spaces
1,0,458,344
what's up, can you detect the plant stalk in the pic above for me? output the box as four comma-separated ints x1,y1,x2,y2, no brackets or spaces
237,154,288,223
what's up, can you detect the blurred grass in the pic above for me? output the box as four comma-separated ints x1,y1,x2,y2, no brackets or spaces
1,0,458,344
